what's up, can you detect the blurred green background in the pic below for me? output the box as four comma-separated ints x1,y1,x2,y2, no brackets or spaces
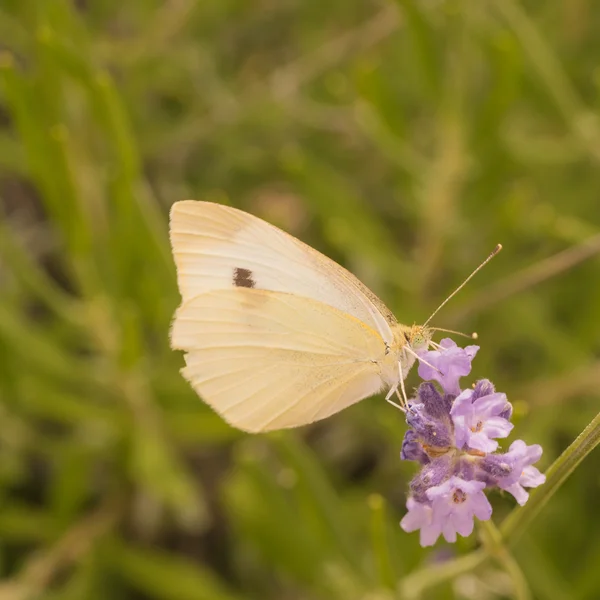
1,1,600,599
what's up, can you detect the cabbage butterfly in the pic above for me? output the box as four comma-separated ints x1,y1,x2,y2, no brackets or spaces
169,200,499,432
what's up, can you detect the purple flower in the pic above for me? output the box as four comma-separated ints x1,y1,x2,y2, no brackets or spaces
400,497,438,547
418,338,479,396
401,477,492,547
401,382,455,461
409,455,454,502
472,380,513,420
450,388,513,453
406,402,453,450
483,440,546,505
401,429,430,464
417,382,453,420
426,477,492,544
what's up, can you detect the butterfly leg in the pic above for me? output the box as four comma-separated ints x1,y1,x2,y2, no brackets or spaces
385,380,405,412
385,360,409,411
385,393,405,412
397,360,409,407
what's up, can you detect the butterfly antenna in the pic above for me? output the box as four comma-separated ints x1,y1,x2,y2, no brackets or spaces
423,244,502,327
430,327,478,340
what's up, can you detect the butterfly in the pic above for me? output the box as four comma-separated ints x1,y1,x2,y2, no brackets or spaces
169,200,498,433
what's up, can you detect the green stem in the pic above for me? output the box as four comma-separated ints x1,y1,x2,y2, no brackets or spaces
398,409,600,596
479,520,531,600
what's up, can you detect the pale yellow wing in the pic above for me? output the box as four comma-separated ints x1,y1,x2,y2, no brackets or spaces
170,288,387,432
169,200,398,344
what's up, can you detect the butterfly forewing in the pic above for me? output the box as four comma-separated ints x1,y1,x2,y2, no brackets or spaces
170,200,397,343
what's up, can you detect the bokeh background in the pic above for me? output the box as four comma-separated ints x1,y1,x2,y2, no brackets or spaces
1,1,600,599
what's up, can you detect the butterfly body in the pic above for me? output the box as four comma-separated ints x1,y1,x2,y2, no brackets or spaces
169,200,431,432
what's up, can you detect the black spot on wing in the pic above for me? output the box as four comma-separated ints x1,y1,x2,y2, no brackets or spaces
233,267,256,288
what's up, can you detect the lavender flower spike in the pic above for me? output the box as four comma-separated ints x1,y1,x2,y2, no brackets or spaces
418,338,479,396
451,388,514,453
400,338,545,547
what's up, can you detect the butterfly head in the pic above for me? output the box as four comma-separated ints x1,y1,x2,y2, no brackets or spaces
406,324,432,352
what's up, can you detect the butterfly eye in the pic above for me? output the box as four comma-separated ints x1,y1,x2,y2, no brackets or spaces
411,333,426,348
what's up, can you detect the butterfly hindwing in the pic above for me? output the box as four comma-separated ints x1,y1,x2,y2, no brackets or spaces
170,288,386,431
